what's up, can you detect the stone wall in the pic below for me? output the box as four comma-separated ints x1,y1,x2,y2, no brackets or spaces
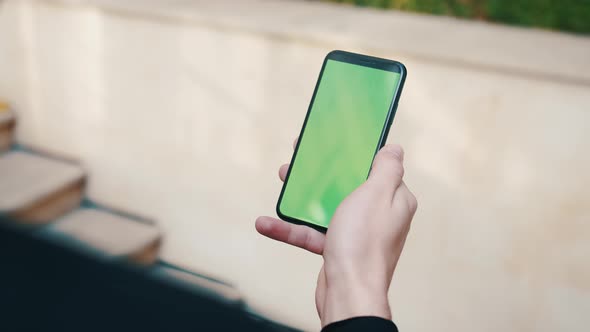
1,0,589,330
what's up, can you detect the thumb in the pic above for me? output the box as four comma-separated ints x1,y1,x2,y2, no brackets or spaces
368,144,405,196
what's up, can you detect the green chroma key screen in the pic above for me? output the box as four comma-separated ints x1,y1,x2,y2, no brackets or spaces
278,58,402,228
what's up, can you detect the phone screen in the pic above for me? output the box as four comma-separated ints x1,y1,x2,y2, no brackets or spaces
278,53,403,229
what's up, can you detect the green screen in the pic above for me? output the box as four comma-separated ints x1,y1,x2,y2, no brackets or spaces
279,59,401,228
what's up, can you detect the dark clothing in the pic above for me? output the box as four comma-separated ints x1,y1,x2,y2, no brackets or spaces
322,316,398,332
0,221,298,332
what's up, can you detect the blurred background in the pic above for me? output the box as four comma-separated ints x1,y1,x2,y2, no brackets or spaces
0,0,589,331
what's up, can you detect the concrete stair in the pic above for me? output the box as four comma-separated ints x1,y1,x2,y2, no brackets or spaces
0,100,163,265
0,151,85,224
0,101,254,319
0,101,15,152
42,208,162,265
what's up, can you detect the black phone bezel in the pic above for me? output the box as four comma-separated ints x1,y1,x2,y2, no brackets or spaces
275,50,407,233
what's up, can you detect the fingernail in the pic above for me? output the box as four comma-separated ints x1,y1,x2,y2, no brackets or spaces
256,217,269,232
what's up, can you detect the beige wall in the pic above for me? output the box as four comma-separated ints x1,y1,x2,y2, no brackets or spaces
1,1,589,330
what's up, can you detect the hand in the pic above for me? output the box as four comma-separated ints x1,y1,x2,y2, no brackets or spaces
256,140,417,327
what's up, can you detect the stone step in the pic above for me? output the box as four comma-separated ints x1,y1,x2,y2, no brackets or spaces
151,264,244,306
0,151,85,224
44,208,162,265
0,101,15,152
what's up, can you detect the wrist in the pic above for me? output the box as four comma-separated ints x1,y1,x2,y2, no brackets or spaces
321,261,391,327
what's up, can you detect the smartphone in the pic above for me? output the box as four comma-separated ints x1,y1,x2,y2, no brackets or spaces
276,50,407,232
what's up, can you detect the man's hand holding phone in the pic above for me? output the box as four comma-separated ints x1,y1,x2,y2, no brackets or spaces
256,142,417,327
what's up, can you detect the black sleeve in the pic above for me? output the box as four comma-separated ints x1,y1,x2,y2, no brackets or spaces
321,316,398,332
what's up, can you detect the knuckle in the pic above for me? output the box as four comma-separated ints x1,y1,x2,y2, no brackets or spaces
392,163,405,179
302,230,312,250
406,191,418,214
376,149,404,178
